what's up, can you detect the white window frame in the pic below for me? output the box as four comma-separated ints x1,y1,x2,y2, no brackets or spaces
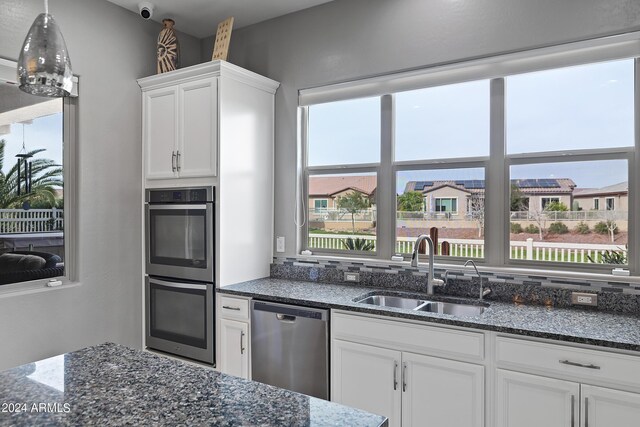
606,197,615,211
0,58,78,294
434,197,459,214
593,198,600,210
299,32,640,275
313,198,329,210
540,197,561,210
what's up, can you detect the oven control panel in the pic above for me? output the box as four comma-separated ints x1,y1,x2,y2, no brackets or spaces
147,187,213,203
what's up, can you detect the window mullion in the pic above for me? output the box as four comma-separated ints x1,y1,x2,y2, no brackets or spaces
377,94,395,260
485,78,506,266
629,58,640,274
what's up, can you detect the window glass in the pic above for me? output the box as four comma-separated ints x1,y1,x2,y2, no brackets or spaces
396,168,484,258
395,80,490,161
506,59,634,154
308,97,380,166
0,93,64,285
308,173,377,252
509,160,628,265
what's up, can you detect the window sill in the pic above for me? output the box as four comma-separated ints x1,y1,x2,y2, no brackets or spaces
0,278,82,299
293,253,640,285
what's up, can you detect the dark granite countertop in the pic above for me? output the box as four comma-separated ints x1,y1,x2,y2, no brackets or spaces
0,343,387,427
219,278,640,352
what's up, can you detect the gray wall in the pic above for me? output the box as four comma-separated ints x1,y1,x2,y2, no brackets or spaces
205,0,640,257
0,0,200,370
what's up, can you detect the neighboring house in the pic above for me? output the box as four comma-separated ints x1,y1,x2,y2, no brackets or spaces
573,181,628,212
308,175,377,211
404,178,577,215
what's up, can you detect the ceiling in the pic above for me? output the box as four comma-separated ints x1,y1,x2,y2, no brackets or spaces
105,0,335,38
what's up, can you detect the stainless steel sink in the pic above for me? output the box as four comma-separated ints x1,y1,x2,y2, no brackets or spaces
355,293,486,317
356,295,427,310
416,301,485,317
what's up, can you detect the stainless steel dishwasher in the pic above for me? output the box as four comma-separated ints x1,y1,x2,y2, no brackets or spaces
251,300,329,400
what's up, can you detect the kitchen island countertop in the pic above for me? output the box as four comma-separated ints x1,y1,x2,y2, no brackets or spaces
0,343,387,427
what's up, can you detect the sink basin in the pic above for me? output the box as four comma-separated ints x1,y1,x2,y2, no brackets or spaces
356,295,426,310
355,293,487,317
416,301,485,317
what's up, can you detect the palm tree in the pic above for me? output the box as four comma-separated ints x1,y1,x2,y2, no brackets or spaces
0,139,62,209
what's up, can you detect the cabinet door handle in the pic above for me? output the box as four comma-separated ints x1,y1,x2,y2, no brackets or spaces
393,361,398,391
570,394,575,427
559,360,600,370
584,397,589,427
240,330,245,355
402,362,407,392
222,305,241,311
176,150,181,172
171,151,177,172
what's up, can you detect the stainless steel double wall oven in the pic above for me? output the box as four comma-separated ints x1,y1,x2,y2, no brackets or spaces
145,187,215,364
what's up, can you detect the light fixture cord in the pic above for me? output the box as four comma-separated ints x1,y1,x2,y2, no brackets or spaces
44,0,48,14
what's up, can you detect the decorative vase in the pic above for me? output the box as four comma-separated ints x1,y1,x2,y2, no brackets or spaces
157,19,179,74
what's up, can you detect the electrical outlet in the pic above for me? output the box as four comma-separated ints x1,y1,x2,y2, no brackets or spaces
276,236,285,253
571,292,598,307
344,272,360,282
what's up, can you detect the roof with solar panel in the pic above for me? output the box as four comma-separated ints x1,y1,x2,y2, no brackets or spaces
405,178,576,194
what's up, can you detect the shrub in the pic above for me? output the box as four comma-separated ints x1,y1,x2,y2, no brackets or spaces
594,221,608,234
575,222,590,234
587,248,627,264
548,222,569,234
524,224,539,234
545,201,569,211
510,222,523,234
342,237,375,251
594,221,618,235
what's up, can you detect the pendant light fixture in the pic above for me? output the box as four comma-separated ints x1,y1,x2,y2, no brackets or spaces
17,0,73,97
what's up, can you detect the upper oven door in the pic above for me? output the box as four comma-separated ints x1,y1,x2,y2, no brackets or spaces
145,202,214,282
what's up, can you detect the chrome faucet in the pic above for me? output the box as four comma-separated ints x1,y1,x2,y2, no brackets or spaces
464,260,491,300
411,234,444,294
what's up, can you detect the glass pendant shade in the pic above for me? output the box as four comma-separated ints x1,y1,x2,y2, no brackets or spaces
18,12,73,97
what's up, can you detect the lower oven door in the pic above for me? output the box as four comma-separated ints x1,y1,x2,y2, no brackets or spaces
145,276,214,364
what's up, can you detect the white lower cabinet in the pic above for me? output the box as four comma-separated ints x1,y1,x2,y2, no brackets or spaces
403,351,484,427
332,340,402,426
219,318,249,379
496,369,579,427
331,315,485,427
495,334,640,427
581,384,640,427
218,295,251,379
496,369,640,427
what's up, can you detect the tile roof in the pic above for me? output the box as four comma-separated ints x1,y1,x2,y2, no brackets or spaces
573,181,628,197
309,175,377,197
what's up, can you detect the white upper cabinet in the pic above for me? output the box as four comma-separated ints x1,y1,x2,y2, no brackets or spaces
178,78,218,178
142,77,217,180
138,60,279,185
144,86,178,179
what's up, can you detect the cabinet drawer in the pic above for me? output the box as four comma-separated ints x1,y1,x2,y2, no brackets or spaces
219,295,250,320
496,336,640,389
333,311,484,361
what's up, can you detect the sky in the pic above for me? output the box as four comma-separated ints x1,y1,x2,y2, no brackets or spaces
307,58,633,194
1,113,63,177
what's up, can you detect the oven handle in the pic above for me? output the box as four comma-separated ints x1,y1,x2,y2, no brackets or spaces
149,278,208,291
147,204,208,210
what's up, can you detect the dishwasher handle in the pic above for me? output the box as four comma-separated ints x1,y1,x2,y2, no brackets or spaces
276,314,297,322
252,301,328,321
